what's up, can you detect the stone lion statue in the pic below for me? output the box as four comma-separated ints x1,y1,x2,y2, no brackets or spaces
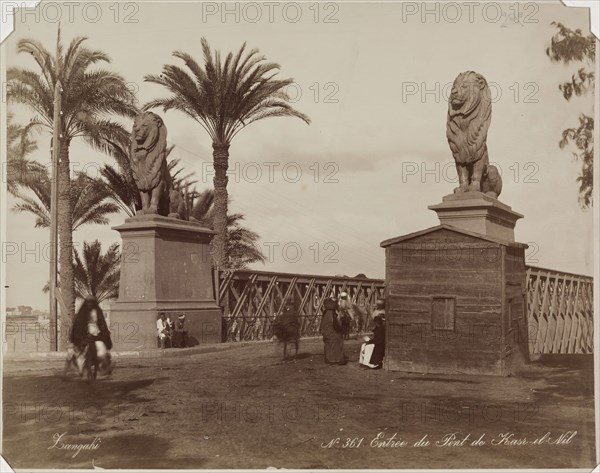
131,111,171,215
446,71,502,198
130,111,189,220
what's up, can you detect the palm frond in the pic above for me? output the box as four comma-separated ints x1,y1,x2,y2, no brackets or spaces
73,240,120,303
99,164,139,217
144,38,309,144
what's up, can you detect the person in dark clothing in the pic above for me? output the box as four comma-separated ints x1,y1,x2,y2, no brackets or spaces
320,297,346,365
338,292,353,340
173,314,188,348
272,302,300,360
68,297,113,375
71,298,113,352
365,315,385,369
370,299,385,328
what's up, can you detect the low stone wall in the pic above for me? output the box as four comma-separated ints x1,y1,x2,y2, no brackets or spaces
4,317,52,353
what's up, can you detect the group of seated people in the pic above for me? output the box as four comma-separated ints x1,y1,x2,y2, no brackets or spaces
156,312,188,348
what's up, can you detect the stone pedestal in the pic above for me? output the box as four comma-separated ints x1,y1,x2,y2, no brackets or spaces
110,215,221,351
382,192,529,376
428,192,523,242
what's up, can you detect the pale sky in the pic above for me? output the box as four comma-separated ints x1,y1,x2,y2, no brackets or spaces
2,1,595,310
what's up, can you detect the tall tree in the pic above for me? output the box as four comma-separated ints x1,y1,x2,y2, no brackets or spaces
546,22,595,207
143,38,309,269
190,189,265,271
7,28,138,329
12,171,120,230
6,112,45,195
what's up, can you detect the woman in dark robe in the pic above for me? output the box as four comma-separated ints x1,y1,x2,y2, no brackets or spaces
70,297,113,373
320,298,346,364
365,315,385,368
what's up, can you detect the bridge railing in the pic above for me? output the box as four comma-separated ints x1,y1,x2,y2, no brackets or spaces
218,270,385,342
218,266,594,354
526,266,594,355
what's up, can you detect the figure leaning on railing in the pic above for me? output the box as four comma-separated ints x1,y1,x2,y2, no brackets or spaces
337,292,353,340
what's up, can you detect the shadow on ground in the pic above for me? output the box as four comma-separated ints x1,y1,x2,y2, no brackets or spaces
2,339,596,469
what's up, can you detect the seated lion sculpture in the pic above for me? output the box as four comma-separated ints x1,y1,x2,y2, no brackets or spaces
130,111,189,220
131,111,171,215
446,71,502,199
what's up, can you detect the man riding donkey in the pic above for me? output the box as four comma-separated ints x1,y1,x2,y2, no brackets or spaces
64,297,113,377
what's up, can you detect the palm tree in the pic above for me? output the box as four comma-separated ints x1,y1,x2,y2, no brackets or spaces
74,240,120,303
143,38,310,269
225,220,266,271
7,112,45,195
99,164,140,217
44,240,121,304
12,170,120,230
7,28,138,327
190,189,265,271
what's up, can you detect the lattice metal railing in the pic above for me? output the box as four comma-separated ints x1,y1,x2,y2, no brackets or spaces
526,266,594,354
219,266,594,354
218,270,385,342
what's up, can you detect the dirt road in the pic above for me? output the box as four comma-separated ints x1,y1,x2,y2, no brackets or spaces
2,339,596,469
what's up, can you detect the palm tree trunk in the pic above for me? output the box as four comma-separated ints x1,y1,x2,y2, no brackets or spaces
211,142,229,269
57,138,75,349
